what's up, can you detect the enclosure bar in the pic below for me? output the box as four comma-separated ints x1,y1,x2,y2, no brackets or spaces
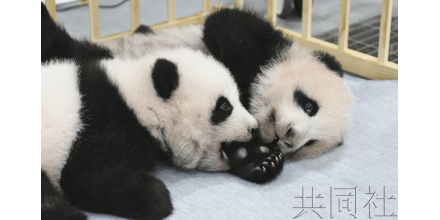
280,27,398,79
234,0,244,9
45,0,57,22
130,0,140,31
89,0,100,41
150,13,205,31
203,0,211,12
94,30,132,42
378,0,393,62
168,0,176,22
338,0,351,50
267,0,277,24
302,0,313,38
78,0,90,6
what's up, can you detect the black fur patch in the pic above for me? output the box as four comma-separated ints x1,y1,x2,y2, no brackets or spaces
41,171,87,220
152,59,179,100
303,139,317,147
134,24,154,35
290,140,318,158
294,90,319,117
203,8,291,109
59,60,172,220
211,96,233,125
269,109,276,126
314,51,344,77
41,3,112,63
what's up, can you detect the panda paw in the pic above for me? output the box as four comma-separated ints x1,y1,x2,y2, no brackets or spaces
253,149,283,174
224,142,285,183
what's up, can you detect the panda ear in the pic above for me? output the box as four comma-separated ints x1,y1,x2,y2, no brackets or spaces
152,58,179,100
313,51,344,77
134,24,154,36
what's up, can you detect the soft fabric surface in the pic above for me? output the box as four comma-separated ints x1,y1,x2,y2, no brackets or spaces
86,74,398,220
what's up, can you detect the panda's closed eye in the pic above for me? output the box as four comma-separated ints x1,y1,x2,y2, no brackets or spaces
211,96,233,125
294,90,319,117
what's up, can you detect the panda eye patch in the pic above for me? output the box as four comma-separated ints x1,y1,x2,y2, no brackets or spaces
294,90,319,117
211,96,233,125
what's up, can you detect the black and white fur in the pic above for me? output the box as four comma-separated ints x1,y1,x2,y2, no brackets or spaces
41,49,259,219
41,4,284,220
203,9,353,160
103,8,354,161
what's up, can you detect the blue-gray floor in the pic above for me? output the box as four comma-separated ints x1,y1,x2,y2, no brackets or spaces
85,74,399,220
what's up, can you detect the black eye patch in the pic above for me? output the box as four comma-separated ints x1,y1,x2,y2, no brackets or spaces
211,96,233,125
294,90,319,117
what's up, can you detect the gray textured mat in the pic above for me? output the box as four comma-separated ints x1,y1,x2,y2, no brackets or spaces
86,74,398,220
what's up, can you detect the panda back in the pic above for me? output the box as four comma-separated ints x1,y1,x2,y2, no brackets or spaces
41,60,83,189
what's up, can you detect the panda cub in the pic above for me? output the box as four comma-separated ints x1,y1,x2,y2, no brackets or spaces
41,4,283,220
101,8,354,161
41,49,281,219
41,3,284,182
203,9,354,159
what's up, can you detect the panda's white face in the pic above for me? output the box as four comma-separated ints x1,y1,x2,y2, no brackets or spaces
103,47,257,171
250,44,353,159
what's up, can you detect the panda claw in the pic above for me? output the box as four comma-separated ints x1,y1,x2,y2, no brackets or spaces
277,152,283,158
274,157,279,163
262,161,269,166
222,150,228,160
270,162,275,168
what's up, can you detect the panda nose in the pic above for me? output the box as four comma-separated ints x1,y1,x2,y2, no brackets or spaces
284,128,294,140
249,128,260,139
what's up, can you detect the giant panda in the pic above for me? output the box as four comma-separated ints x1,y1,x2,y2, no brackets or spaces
41,4,284,220
198,8,353,159
96,8,354,161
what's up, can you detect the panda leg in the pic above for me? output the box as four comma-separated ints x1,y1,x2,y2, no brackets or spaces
61,167,172,220
41,171,87,220
223,140,284,183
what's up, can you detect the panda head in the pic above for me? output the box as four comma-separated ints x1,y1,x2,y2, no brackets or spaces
250,44,354,160
103,47,258,171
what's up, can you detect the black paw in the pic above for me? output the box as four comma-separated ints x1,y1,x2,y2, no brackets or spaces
42,170,87,220
253,150,284,175
42,205,87,220
222,139,285,183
